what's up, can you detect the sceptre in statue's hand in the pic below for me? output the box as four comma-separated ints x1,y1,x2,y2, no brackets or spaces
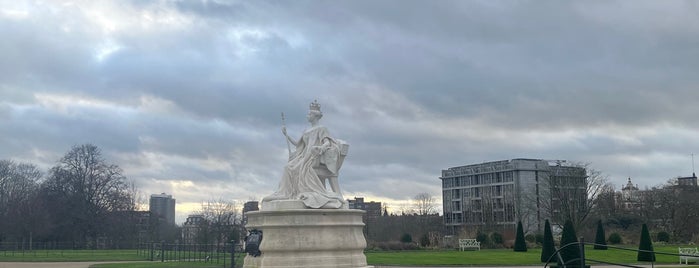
281,112,292,158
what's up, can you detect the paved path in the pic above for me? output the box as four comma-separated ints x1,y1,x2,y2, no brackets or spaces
0,263,689,268
374,264,687,268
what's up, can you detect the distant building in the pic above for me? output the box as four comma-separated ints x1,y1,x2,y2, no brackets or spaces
182,214,206,244
618,177,641,211
677,173,698,187
347,197,382,218
150,193,176,226
440,159,587,237
347,197,382,238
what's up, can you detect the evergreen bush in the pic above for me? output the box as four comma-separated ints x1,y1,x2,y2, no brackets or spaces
637,224,656,262
559,220,580,266
541,219,556,263
491,232,503,245
594,220,608,250
656,231,670,243
514,220,527,252
400,233,413,243
476,231,489,246
608,232,622,244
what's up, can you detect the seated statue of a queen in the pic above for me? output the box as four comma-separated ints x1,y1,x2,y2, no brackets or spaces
262,100,348,209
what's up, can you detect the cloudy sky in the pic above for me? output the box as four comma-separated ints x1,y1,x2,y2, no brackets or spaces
2,0,699,223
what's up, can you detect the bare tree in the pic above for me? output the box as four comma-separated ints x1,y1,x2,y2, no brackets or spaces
672,186,699,240
41,144,134,243
0,160,43,242
196,198,242,244
413,192,438,216
592,184,617,220
639,180,699,241
538,163,611,230
412,192,441,242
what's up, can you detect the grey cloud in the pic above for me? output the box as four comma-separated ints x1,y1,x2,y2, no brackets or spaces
3,0,699,212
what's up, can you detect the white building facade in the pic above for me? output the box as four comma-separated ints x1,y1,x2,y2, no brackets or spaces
440,159,586,237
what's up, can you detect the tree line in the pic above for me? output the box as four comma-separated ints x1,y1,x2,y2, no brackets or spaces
595,177,699,243
0,144,138,246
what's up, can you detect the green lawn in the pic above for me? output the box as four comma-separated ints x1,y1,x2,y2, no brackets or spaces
2,245,693,267
90,262,225,268
366,245,689,266
0,249,147,262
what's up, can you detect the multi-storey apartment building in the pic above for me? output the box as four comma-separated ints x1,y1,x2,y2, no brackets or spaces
440,159,586,236
150,193,176,226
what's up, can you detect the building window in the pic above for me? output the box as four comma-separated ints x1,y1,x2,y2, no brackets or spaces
452,189,461,199
452,201,461,211
472,200,482,211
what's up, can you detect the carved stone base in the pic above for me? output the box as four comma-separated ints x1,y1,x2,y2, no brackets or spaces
243,200,372,268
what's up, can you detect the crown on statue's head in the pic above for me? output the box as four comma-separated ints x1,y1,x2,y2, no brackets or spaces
309,99,321,111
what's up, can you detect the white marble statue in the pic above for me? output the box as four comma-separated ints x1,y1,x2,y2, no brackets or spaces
262,100,348,209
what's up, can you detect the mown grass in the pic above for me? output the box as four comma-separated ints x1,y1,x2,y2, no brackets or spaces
0,249,146,262
90,262,225,268
365,244,691,266
2,244,694,267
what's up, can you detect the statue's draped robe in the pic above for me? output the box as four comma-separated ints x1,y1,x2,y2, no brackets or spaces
263,126,344,208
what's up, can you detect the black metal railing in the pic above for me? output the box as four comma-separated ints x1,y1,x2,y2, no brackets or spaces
137,242,245,268
543,238,692,268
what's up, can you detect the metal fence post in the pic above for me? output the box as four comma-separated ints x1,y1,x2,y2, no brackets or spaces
160,241,165,262
579,237,585,268
231,240,236,268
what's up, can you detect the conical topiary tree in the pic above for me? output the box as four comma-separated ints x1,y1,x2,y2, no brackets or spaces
594,219,608,250
637,224,656,262
541,219,556,263
514,220,527,252
559,219,580,267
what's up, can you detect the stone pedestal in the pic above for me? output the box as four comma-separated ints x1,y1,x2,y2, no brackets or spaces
243,200,372,268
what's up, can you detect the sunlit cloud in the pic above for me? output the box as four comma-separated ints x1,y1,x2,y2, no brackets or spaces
2,0,699,221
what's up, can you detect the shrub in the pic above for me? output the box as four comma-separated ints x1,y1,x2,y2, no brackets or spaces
400,233,413,243
476,231,489,245
525,234,537,243
369,241,420,251
419,233,430,247
514,221,527,252
656,231,670,243
594,220,608,250
608,232,622,244
637,224,656,262
491,232,504,245
560,220,580,266
541,219,556,263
